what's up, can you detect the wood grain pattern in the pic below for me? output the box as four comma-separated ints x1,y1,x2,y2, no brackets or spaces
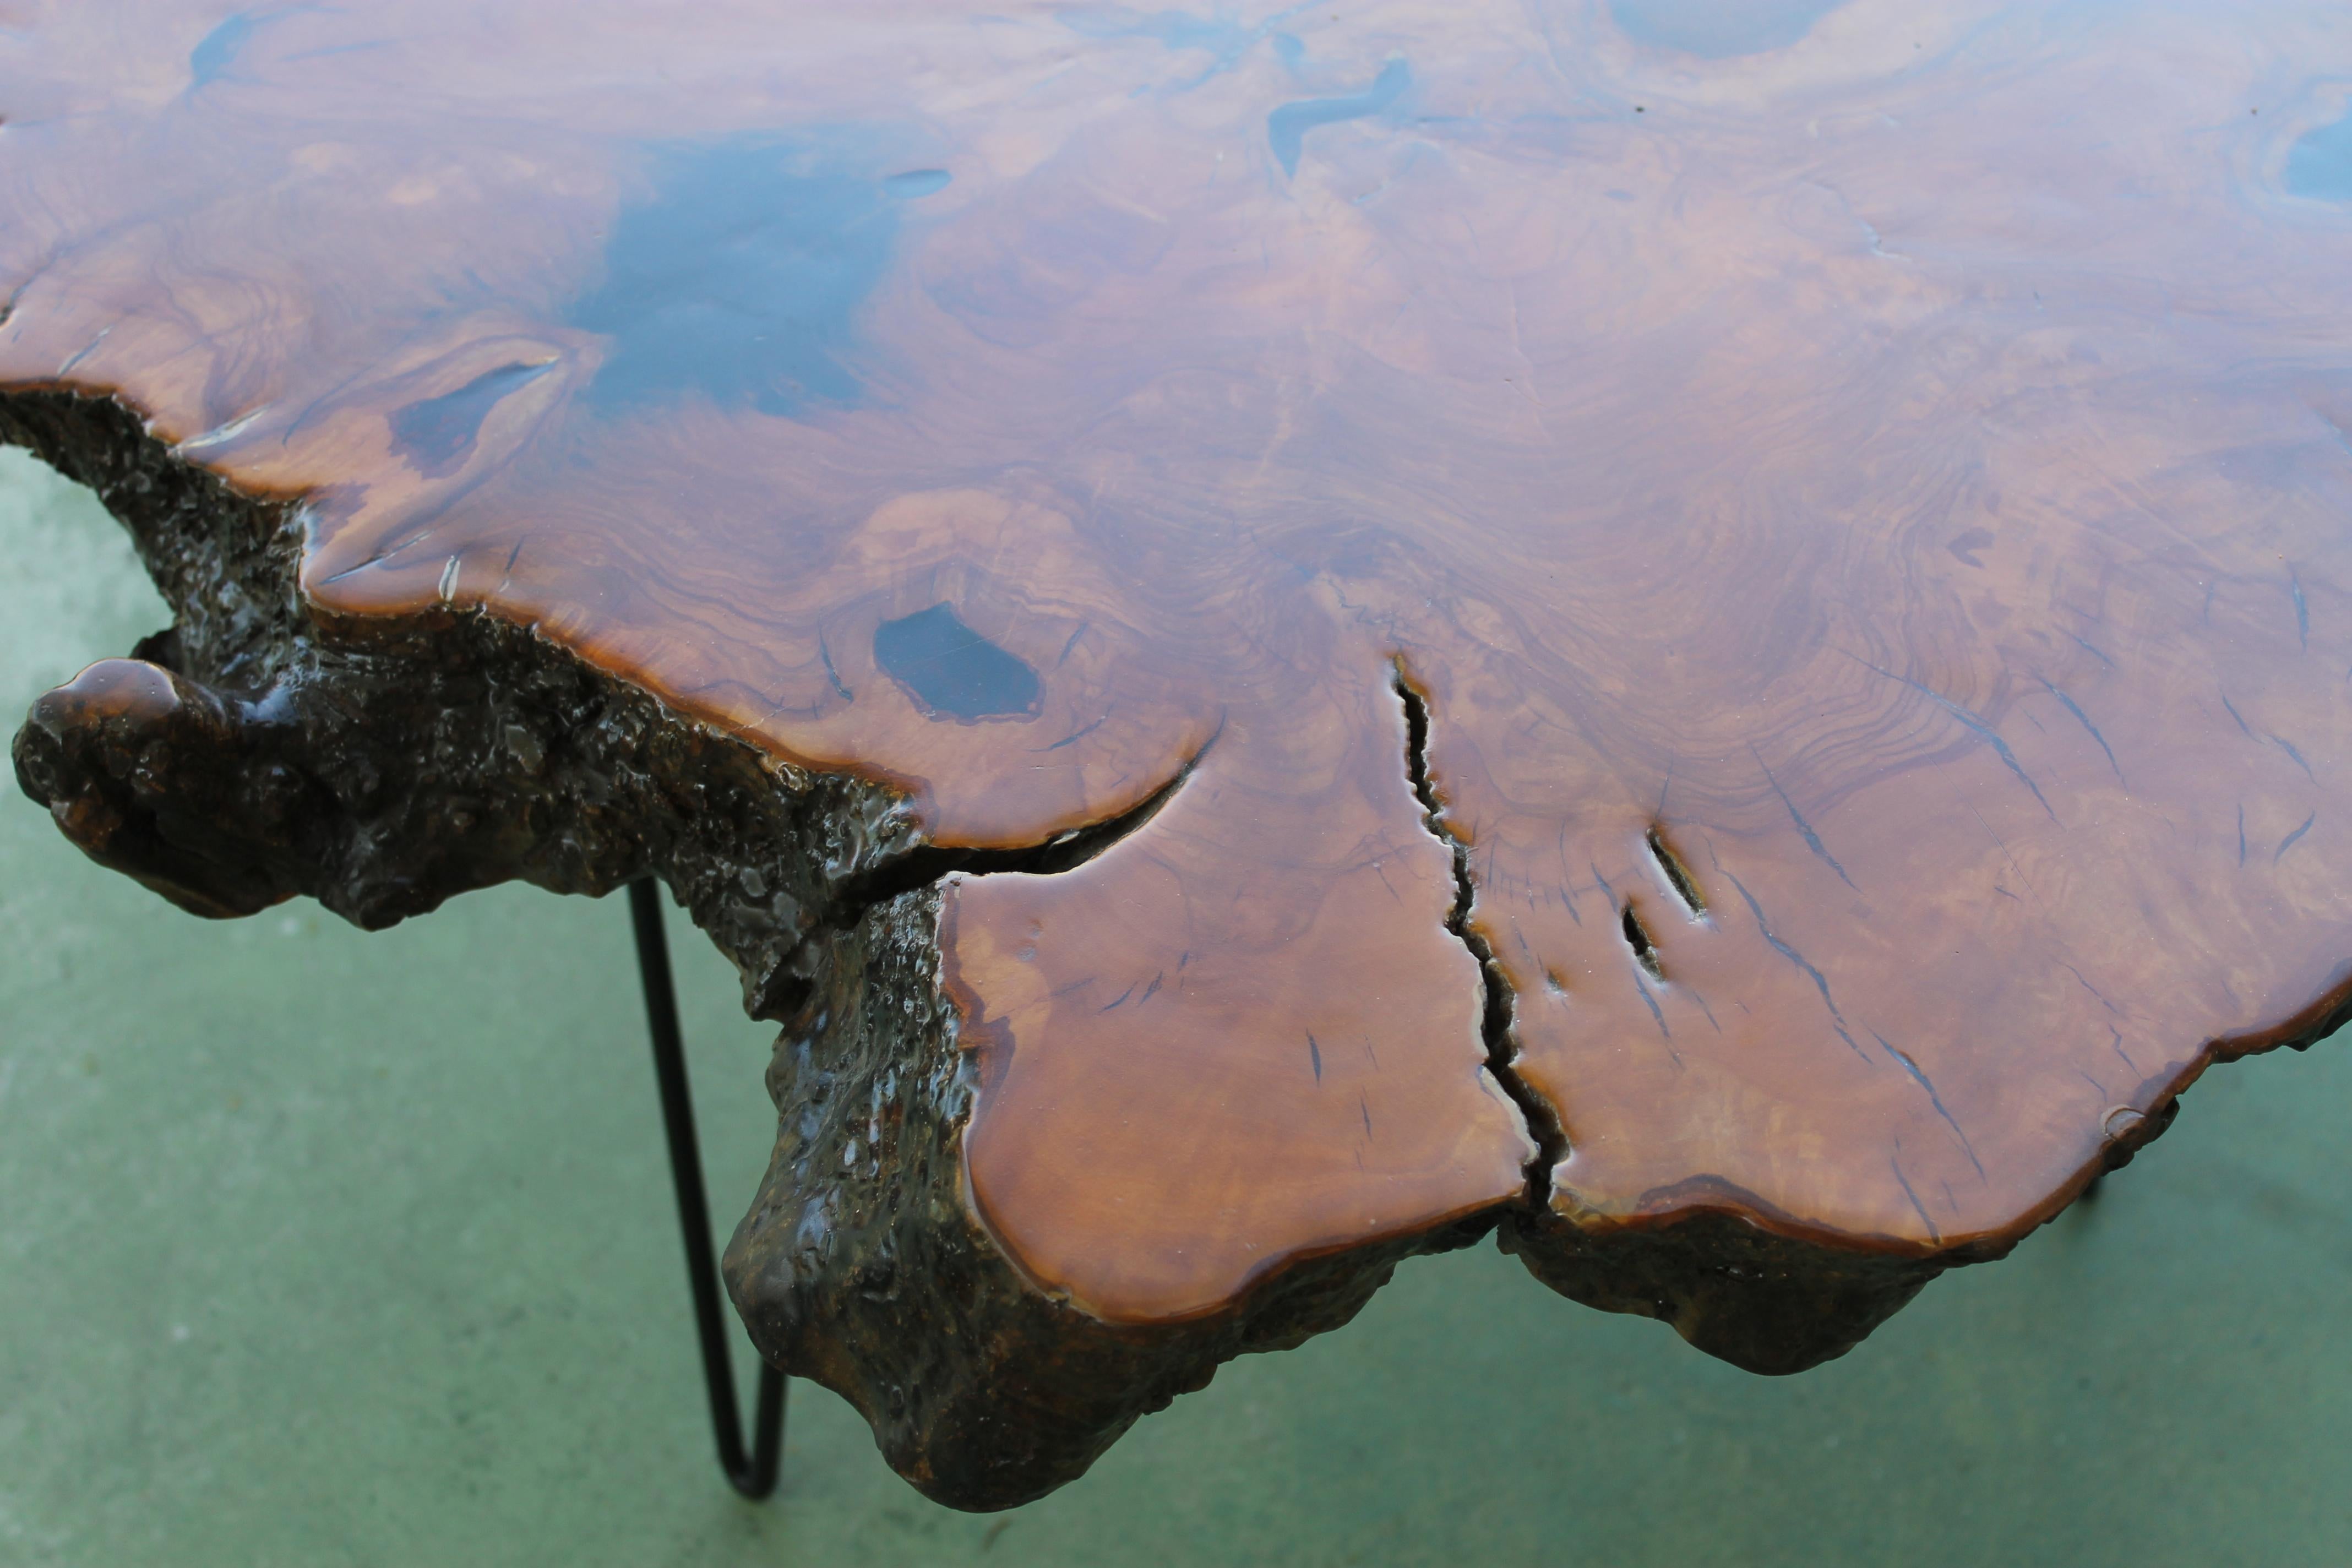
10,0,2352,1504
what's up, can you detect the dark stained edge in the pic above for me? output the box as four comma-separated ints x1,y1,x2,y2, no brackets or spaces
2,381,1526,1509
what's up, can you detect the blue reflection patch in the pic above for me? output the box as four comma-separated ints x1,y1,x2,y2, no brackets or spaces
1268,58,1411,178
2288,109,2352,203
568,138,946,419
874,604,1041,720
189,12,257,88
389,361,551,477
1609,0,1845,58
885,168,954,199
1062,6,1251,54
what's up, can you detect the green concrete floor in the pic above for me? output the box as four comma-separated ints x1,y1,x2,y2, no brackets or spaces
1,445,2346,1567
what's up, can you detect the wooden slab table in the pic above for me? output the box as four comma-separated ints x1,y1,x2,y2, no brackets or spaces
9,0,2352,1512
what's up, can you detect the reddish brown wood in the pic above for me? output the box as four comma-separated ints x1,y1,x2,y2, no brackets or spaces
9,0,2352,1506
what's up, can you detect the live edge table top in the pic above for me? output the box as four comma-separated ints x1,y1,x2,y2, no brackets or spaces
8,0,2352,1511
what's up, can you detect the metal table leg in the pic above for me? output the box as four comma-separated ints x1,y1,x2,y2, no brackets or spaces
628,876,787,1500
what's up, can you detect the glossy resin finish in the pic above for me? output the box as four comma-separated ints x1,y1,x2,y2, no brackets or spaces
10,0,2352,1504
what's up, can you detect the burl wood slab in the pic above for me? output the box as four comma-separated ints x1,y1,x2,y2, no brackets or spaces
9,0,2352,1508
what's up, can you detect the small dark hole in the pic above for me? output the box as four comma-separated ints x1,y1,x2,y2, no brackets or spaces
1621,903,1663,981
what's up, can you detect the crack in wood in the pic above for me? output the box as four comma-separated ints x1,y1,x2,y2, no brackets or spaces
1392,660,1566,1204
828,721,1218,917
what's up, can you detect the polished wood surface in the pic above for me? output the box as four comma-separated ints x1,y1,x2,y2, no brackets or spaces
8,0,2352,1352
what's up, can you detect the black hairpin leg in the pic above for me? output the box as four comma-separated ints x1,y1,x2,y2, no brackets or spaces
628,876,787,1500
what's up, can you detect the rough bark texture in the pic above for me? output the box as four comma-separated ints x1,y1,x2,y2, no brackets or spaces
2,391,899,992
6,389,1490,1509
1496,1208,1962,1376
13,0,2352,1512
722,884,1493,1507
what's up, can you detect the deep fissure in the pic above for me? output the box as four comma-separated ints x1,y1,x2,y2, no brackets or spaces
1620,902,1664,979
1645,825,1707,916
1392,663,1565,1206
744,731,1210,1025
826,733,1207,918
